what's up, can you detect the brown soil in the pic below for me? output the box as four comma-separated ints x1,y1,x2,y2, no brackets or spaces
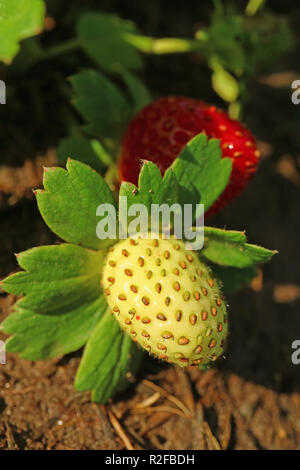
0,150,57,211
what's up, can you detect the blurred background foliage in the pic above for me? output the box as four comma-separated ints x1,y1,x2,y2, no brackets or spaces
0,0,297,171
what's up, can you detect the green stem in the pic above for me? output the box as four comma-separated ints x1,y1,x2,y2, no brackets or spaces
32,33,201,67
38,38,81,61
245,0,265,16
125,33,203,54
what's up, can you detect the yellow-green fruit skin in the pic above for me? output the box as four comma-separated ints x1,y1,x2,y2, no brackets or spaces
102,236,228,367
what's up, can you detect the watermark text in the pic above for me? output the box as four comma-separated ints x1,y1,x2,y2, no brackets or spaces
0,80,6,104
0,340,6,364
96,199,204,250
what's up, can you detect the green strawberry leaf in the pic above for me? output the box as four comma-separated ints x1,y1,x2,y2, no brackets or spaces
71,69,130,141
171,133,232,214
1,244,103,314
202,226,277,268
1,296,107,361
0,0,45,63
120,68,152,112
210,263,258,294
75,309,143,404
196,1,246,77
119,161,179,235
36,159,117,250
57,136,112,174
77,12,143,73
120,161,178,210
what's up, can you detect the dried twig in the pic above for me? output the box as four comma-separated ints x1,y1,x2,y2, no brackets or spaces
203,421,221,450
107,407,135,450
176,368,196,414
142,379,193,418
4,419,17,450
140,412,172,435
135,392,161,409
131,405,185,417
10,385,36,395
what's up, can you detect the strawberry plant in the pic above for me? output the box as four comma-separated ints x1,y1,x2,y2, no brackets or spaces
52,3,292,177
0,132,276,403
0,1,293,194
0,2,282,405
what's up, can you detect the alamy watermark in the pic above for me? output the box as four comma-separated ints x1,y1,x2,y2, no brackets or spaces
291,80,300,105
0,340,6,364
96,198,204,250
291,340,300,365
0,80,6,104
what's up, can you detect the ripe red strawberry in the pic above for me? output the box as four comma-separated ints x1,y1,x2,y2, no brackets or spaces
119,96,260,216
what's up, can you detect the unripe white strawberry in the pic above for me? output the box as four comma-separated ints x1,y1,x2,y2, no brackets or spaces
102,236,228,367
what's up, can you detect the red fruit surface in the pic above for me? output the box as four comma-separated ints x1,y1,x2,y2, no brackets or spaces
119,96,260,216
